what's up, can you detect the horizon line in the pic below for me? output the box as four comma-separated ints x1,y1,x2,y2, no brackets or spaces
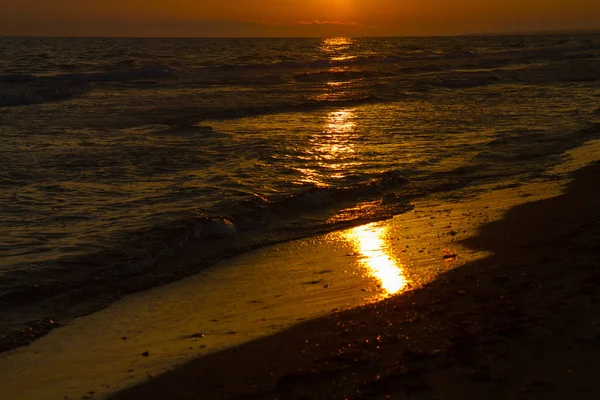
2,28,599,40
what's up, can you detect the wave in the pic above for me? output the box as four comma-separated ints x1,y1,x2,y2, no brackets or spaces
208,55,402,71
4,41,598,110
200,54,455,73
0,65,178,108
0,170,412,336
207,50,485,72
151,56,600,125
424,56,600,90
433,74,505,89
292,69,379,83
0,86,90,107
479,123,600,163
275,170,410,208
155,95,383,126
0,65,178,88
204,42,600,84
0,167,417,351
145,124,230,138
202,42,595,73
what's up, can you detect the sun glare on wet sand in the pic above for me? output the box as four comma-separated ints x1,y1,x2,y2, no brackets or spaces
344,223,407,295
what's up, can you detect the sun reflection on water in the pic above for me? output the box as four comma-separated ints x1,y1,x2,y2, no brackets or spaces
344,223,407,296
295,108,361,186
309,37,362,103
320,37,354,57
324,109,355,135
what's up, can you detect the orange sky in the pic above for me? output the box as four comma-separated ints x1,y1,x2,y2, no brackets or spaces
2,0,600,36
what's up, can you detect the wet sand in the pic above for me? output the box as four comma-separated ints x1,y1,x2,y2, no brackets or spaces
0,142,597,400
110,161,600,400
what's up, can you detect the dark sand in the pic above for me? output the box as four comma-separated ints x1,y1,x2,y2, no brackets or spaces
110,163,600,400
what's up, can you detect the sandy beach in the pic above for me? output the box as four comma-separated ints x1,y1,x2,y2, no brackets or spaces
105,157,600,400
104,156,600,400
0,141,597,400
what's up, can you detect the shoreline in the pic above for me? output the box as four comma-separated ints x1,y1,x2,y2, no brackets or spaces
109,161,600,399
0,141,598,399
2,123,599,357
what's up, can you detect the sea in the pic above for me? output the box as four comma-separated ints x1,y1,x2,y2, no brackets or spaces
1,34,599,351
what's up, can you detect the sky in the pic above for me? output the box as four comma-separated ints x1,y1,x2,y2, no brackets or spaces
2,0,600,37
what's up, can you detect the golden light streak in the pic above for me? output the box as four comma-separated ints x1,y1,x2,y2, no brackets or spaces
295,108,360,186
320,37,354,61
344,223,407,295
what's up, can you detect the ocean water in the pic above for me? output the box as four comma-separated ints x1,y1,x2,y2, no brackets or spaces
1,34,599,350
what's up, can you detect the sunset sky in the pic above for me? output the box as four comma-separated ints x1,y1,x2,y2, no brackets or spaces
2,0,600,37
